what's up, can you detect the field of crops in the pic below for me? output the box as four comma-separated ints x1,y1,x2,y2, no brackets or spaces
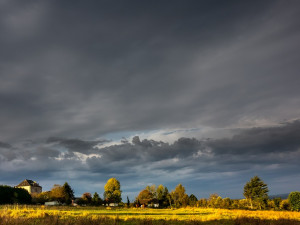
1,206,300,225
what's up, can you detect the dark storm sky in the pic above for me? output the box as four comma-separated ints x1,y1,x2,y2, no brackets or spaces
1,0,300,199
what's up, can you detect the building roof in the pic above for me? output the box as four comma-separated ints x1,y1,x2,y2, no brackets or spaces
16,179,41,188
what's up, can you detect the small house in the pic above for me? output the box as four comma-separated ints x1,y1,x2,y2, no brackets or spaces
16,179,42,194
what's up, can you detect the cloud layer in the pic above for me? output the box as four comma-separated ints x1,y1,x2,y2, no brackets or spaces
0,1,300,142
1,121,300,198
1,0,300,199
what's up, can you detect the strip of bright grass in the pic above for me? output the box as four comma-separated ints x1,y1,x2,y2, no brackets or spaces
1,206,300,224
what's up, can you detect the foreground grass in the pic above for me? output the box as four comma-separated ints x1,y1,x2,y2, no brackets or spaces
1,216,300,225
1,206,300,225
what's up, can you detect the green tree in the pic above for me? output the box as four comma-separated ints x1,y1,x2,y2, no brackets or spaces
156,184,169,208
92,192,102,206
171,184,189,208
189,194,198,206
13,188,32,204
127,196,130,207
63,182,74,205
104,178,122,203
288,192,300,211
156,185,164,200
273,197,282,210
243,176,269,209
0,186,32,204
163,187,170,207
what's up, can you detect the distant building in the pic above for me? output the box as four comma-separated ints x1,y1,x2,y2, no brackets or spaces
139,198,159,208
109,203,118,207
16,179,42,194
45,201,60,206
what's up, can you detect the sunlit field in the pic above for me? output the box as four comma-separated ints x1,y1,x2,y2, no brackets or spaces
1,206,300,225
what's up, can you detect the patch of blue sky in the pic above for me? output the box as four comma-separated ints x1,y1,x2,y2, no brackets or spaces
101,129,158,142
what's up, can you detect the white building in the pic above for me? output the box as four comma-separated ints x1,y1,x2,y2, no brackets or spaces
16,179,42,194
45,201,60,206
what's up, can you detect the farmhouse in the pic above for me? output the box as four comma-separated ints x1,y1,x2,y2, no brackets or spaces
16,179,42,194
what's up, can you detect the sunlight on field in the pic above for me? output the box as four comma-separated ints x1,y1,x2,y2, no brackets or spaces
1,206,300,222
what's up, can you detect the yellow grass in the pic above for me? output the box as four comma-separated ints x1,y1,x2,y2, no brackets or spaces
1,206,300,222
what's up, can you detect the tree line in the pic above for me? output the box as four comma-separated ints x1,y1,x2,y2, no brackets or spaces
1,176,299,211
32,182,75,205
0,186,32,204
31,178,121,206
133,176,300,211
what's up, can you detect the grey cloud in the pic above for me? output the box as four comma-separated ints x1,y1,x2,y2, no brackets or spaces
46,137,107,153
0,141,11,149
1,1,300,142
208,121,300,155
85,121,300,175
0,143,60,162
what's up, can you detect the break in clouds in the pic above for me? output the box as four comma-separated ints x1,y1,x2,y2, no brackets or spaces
1,121,300,198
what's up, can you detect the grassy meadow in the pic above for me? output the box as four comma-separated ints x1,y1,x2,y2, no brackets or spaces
1,206,300,225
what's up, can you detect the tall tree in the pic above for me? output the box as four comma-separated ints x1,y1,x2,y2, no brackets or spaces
171,184,189,208
104,178,122,203
156,184,169,207
243,176,269,209
50,184,65,203
127,196,130,207
156,185,165,201
63,182,74,205
92,192,102,206
189,194,198,206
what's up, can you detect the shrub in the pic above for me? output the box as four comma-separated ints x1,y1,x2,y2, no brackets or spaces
288,192,300,211
279,199,290,210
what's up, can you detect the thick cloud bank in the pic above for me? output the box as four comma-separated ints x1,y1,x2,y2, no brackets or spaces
1,121,300,198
